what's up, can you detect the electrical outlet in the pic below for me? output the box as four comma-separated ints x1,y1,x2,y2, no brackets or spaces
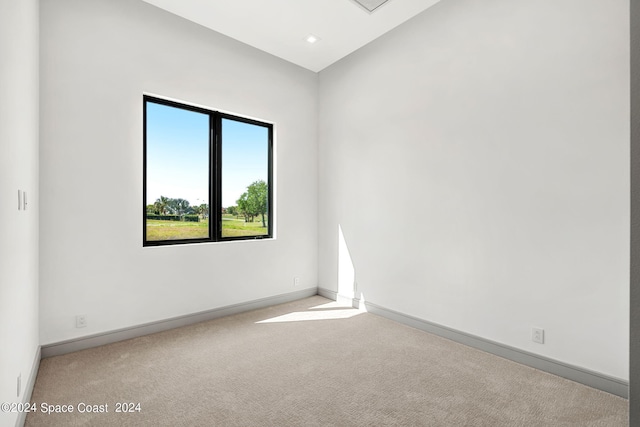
76,314,87,328
294,277,300,287
17,374,21,397
532,327,544,344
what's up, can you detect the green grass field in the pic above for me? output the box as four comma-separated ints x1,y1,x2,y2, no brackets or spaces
221,214,268,237
146,215,268,241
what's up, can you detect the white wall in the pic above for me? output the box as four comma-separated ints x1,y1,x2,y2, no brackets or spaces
0,0,40,424
39,0,318,345
631,0,640,416
319,0,629,379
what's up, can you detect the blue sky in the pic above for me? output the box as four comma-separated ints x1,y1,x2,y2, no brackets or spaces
146,102,268,208
221,118,269,207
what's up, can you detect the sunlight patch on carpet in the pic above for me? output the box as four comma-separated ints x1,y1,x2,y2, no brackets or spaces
256,309,363,323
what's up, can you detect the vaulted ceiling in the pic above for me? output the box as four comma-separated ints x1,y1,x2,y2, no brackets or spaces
142,0,441,72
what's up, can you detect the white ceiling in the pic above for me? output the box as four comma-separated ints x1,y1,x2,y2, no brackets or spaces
141,0,441,72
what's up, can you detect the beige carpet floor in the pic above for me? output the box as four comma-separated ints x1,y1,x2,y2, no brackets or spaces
26,296,627,426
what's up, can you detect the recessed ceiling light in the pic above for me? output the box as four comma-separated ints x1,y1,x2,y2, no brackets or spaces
350,0,391,13
305,34,320,44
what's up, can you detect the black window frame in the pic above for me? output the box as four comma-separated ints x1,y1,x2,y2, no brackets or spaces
143,95,273,246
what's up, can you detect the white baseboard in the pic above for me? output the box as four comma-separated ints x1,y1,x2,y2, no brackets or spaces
42,288,318,358
39,286,628,398
317,287,628,398
16,345,41,427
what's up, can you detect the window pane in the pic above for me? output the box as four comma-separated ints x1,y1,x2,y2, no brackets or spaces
145,101,210,241
221,118,270,238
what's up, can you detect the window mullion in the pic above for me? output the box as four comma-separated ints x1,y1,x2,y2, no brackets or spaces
209,113,219,241
213,113,223,241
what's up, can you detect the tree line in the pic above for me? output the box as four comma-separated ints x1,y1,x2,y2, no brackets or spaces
147,196,208,218
146,180,268,226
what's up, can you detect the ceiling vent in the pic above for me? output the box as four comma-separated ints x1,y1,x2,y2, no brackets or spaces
350,0,391,13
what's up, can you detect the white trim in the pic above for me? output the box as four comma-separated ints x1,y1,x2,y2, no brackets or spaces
41,288,318,358
317,287,628,398
16,346,41,427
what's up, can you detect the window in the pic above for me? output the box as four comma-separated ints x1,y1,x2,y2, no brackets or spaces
143,96,273,246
